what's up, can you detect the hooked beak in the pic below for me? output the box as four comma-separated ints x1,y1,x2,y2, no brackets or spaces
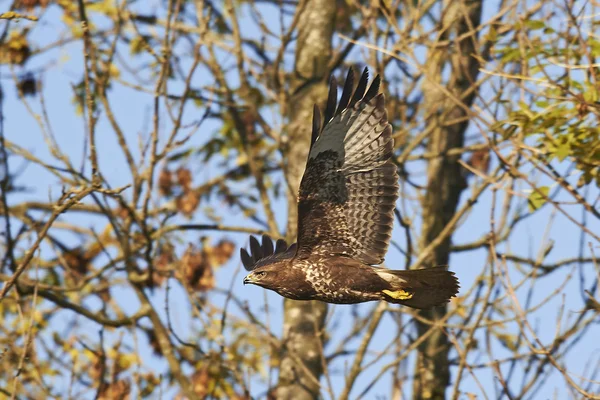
243,273,253,285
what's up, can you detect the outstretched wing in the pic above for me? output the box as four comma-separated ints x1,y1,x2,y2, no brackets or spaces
240,234,297,271
296,68,398,265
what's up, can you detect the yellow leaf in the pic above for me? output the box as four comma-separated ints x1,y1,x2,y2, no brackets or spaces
117,353,137,370
33,310,44,323
0,11,38,21
69,348,80,359
108,63,120,78
495,331,519,352
129,36,147,55
106,348,117,359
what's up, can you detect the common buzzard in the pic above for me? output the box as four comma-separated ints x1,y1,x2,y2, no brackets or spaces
241,68,459,309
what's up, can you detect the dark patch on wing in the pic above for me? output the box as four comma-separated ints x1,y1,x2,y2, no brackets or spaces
297,68,399,265
298,150,347,205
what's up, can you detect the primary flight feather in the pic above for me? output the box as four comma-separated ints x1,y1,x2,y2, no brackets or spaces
241,68,459,309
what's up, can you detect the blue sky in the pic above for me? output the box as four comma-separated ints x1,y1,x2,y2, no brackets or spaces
3,0,600,398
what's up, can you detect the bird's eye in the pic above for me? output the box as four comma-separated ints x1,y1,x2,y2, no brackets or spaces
256,271,267,278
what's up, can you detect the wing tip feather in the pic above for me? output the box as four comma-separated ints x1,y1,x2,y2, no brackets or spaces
323,76,338,124
313,67,384,141
336,68,355,115
364,74,381,102
241,235,293,271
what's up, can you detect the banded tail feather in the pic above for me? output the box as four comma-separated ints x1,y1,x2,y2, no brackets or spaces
375,267,460,309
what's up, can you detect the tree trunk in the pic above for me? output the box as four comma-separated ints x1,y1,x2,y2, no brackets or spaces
413,1,482,399
276,1,336,399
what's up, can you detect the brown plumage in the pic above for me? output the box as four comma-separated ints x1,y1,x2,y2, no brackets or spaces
241,69,459,309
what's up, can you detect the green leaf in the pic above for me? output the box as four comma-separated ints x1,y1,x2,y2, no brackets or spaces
167,148,194,161
129,35,148,55
502,124,518,140
499,47,521,62
525,20,545,30
555,141,570,162
583,89,598,103
486,26,497,42
528,186,550,212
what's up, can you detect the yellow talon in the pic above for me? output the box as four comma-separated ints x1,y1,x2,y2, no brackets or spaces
382,289,414,300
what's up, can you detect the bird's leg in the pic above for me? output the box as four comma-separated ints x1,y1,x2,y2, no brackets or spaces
382,289,414,300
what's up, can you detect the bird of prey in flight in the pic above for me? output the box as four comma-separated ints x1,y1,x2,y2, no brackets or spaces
241,68,459,308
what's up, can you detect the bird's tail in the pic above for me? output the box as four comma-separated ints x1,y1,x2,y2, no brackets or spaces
375,267,459,309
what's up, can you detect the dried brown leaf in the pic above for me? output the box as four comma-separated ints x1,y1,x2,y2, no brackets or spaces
467,148,491,176
17,74,37,96
176,167,192,190
176,190,200,217
158,168,173,196
177,244,214,291
206,239,236,267
98,379,131,400
15,0,50,11
190,367,210,397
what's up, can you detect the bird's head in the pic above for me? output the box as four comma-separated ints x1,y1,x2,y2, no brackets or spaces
243,264,282,290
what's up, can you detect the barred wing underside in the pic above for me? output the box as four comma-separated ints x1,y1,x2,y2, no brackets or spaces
297,68,399,265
